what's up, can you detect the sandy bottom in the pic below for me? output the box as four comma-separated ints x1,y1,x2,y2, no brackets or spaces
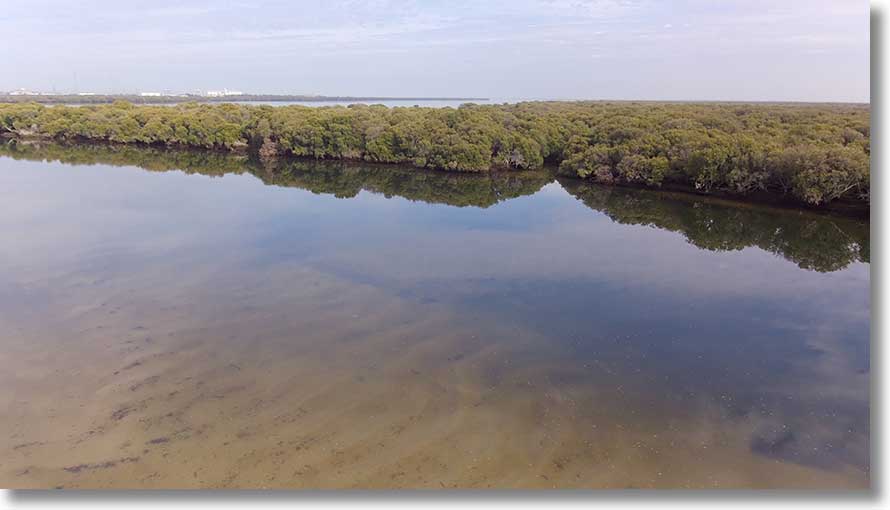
0,252,868,490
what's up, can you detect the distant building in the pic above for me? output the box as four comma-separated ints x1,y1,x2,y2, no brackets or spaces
77,92,97,96
140,92,162,97
9,88,41,96
205,88,244,97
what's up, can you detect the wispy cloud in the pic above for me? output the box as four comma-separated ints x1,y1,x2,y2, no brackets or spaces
0,0,869,101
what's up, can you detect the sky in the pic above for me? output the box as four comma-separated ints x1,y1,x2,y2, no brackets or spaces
0,0,870,102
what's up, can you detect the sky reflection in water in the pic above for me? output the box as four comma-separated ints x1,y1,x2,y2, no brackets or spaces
0,146,870,488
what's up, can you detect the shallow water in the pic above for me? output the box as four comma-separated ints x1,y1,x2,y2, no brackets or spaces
0,143,870,489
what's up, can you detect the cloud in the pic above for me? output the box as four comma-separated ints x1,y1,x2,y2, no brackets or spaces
0,0,869,101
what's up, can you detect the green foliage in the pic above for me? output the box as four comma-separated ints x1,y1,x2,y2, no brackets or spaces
0,139,868,272
0,100,870,205
553,102,870,205
560,180,869,273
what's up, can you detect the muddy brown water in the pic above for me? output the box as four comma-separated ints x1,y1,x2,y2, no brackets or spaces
0,147,870,488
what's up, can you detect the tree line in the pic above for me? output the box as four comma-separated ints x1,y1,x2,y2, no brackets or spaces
0,139,869,272
0,100,869,206
560,180,868,273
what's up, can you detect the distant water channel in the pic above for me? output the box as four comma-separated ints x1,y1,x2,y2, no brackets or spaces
59,98,514,108
0,142,870,488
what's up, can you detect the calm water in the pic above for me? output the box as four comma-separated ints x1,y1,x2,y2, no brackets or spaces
225,99,506,108
63,99,513,108
0,143,870,489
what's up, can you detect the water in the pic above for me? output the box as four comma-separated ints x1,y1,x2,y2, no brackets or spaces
224,99,506,108
0,143,870,489
61,98,514,108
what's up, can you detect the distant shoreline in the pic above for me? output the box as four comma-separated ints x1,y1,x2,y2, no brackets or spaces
0,94,869,107
0,94,491,105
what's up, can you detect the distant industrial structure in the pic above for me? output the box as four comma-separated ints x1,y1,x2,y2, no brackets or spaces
8,88,44,96
6,88,97,96
3,87,247,98
205,88,243,97
1,90,487,105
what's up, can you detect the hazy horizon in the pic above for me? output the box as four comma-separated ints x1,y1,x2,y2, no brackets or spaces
1,0,870,103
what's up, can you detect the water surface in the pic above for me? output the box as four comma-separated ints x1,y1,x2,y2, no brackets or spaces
0,143,870,488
